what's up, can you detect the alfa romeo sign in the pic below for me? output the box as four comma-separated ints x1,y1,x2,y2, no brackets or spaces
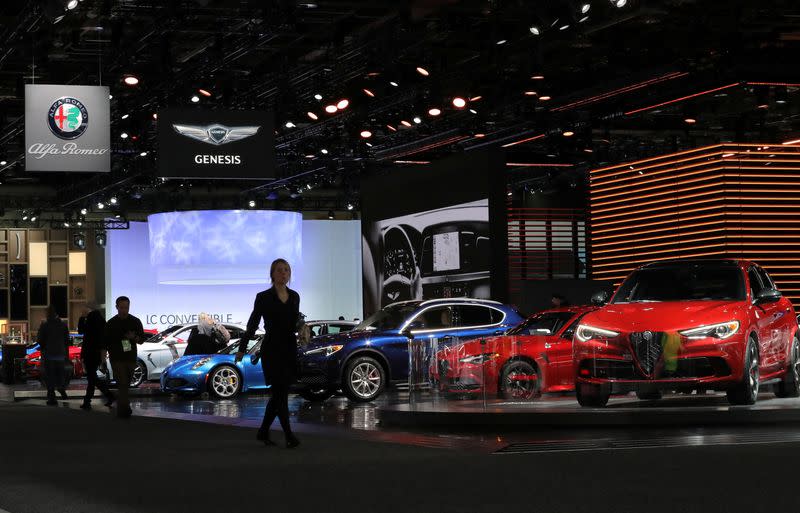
25,84,110,172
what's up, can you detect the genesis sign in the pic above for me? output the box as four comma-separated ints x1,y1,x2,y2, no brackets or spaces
158,109,274,179
25,84,110,172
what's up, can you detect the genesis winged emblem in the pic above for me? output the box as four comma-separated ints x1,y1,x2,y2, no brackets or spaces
172,123,260,145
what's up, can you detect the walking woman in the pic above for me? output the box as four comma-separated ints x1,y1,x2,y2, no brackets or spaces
236,258,302,448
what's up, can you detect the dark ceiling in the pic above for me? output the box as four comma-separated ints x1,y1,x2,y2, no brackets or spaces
0,0,799,226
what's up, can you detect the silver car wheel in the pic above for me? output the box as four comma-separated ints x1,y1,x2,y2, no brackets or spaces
211,367,240,398
350,362,381,398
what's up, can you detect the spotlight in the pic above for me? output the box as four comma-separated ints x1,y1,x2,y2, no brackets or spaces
63,222,70,228
684,118,697,124
416,67,429,76
198,88,212,97
336,99,349,110
389,81,399,87
524,91,537,96
307,111,318,120
325,104,338,113
22,213,28,221
539,95,551,101
248,199,256,208
386,124,397,132
320,149,328,154
532,75,545,80
346,202,354,211
190,95,200,103
563,131,575,137
109,94,113,100
80,208,87,215
0,160,6,166
400,120,412,127
452,97,467,108
152,113,158,120
140,151,148,157
109,196,117,205
121,114,129,120
97,202,105,209
30,215,37,222
285,121,296,128
314,93,323,100
120,132,128,139
360,130,372,138
123,75,139,86
327,210,334,220
362,88,375,97
469,109,478,114
73,232,86,250
559,24,570,31
413,117,422,124
428,108,441,116
529,26,541,35
613,0,626,7
67,0,78,9
496,39,507,45
579,16,589,22
306,183,312,190
581,3,591,13
95,231,107,248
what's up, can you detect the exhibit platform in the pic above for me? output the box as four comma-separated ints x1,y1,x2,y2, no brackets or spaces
8,381,165,401
379,392,800,427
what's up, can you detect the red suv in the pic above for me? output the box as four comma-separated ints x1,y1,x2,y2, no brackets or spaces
574,259,799,407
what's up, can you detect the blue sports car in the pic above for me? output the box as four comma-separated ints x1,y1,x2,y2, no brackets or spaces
160,336,269,398
296,298,525,402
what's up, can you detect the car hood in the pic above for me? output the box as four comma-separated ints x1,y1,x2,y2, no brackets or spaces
302,329,378,352
167,353,234,371
582,300,744,332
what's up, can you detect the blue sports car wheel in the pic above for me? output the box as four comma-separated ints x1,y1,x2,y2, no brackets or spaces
208,365,242,399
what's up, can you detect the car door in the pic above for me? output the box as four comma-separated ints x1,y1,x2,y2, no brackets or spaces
756,266,793,368
550,313,587,387
748,267,781,371
392,305,464,380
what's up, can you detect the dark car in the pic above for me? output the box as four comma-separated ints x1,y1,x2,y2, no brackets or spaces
574,259,798,406
296,298,524,402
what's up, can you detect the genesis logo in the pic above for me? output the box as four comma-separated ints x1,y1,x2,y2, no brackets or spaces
172,124,260,145
47,97,89,140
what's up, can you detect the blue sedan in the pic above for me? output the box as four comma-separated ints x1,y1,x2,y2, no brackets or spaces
296,298,524,402
160,337,269,398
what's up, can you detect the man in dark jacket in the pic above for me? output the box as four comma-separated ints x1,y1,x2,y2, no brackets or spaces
78,301,114,410
104,296,144,418
37,305,70,406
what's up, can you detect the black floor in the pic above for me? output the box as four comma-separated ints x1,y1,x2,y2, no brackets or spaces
1,387,799,513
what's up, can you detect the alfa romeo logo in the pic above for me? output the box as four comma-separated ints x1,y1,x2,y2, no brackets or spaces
47,97,89,140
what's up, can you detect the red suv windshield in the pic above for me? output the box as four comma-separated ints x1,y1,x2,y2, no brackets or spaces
612,263,746,303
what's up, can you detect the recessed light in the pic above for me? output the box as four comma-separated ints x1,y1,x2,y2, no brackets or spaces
325,105,338,113
198,88,212,97
336,99,349,110
428,108,441,116
307,112,318,120
360,130,372,138
123,75,139,86
529,26,540,35
190,95,199,103
314,94,323,100
416,67,429,76
121,114,129,119
413,117,422,124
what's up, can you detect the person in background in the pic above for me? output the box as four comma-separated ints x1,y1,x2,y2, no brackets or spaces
38,305,70,406
185,313,216,356
551,293,570,308
236,258,302,449
78,301,115,410
104,296,145,419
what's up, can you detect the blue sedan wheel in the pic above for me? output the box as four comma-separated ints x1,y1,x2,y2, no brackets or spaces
208,365,242,399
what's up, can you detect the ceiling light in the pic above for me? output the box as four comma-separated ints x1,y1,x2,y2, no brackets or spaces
390,81,399,87
452,97,467,108
469,109,478,114
325,104,338,113
346,202,354,211
285,121,296,128
97,202,105,209
413,117,422,124
67,0,78,9
248,200,256,208
416,67,429,76
563,131,575,137
529,26,541,35
152,113,157,120
140,151,148,157
121,114,129,120
190,95,200,103
108,94,113,99
539,96,551,101
0,160,6,166
64,222,70,228
524,91,537,96
614,0,627,7
360,130,372,138
336,99,349,110
428,108,441,116
314,93,323,100
30,215,36,222
363,88,375,97
80,208,87,215
386,124,397,131
320,149,328,154
198,88,212,97
77,221,83,227
123,75,139,86
307,111,318,120
22,213,28,221
120,132,128,139
401,120,412,127
306,183,312,190
109,197,117,205
496,39,507,45
470,96,483,101
475,133,485,138
328,211,334,220
581,3,591,13
532,75,545,80
365,142,373,147
580,16,590,22
684,118,696,124
559,24,570,31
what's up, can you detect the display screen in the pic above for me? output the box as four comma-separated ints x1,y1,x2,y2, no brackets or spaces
432,232,460,272
362,199,490,309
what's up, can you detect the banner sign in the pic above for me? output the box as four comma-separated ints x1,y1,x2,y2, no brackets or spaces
157,109,275,179
25,84,110,172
